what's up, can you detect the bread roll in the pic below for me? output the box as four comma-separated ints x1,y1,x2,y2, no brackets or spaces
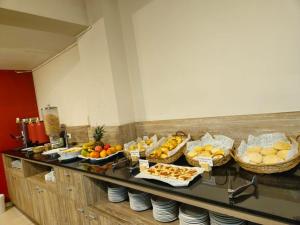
263,155,283,164
247,152,263,164
277,150,289,160
246,146,262,154
260,148,277,156
274,141,291,150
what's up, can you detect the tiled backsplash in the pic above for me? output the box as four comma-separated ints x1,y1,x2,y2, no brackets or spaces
66,111,300,145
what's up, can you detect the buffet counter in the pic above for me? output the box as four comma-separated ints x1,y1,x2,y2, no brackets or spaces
2,150,300,225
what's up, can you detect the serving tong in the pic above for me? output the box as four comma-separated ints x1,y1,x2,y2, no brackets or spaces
227,169,257,199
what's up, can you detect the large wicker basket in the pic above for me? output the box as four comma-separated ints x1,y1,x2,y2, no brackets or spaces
231,136,300,174
146,131,188,164
185,149,232,167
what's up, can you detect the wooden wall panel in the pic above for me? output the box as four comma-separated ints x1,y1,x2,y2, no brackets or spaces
66,112,300,146
135,112,300,144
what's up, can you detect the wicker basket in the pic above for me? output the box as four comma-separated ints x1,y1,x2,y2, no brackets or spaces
231,136,300,174
124,150,146,160
185,149,232,167
146,131,188,164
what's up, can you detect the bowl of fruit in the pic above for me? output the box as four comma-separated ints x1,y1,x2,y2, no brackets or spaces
78,143,123,163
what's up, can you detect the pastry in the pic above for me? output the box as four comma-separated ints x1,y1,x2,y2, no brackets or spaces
204,144,213,151
212,154,223,160
260,147,277,156
246,146,262,154
277,150,289,160
211,148,225,156
274,141,291,150
187,150,198,158
263,155,283,164
247,152,263,164
149,135,186,159
146,164,198,181
194,146,204,153
198,151,212,157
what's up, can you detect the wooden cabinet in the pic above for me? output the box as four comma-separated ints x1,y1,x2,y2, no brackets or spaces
12,175,33,219
59,198,86,225
5,170,34,219
28,181,60,225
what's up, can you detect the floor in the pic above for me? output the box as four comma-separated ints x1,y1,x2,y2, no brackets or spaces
0,207,34,225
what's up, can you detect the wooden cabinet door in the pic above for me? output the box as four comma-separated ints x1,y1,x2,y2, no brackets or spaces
85,211,100,225
28,182,42,224
13,177,33,218
59,198,86,225
39,187,60,225
6,172,16,204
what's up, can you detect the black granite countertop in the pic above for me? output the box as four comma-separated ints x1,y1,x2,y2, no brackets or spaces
3,150,300,224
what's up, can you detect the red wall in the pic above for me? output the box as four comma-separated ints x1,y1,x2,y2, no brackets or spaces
0,70,39,200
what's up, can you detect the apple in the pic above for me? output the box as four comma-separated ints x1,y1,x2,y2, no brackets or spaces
104,144,111,150
95,146,102,152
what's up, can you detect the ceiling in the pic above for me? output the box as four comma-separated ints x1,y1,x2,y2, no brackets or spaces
0,5,89,70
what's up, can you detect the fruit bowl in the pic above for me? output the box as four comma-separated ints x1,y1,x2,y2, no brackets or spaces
78,150,123,163
79,143,124,163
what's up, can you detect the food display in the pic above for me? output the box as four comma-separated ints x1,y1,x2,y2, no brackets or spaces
32,146,46,154
185,133,234,167
79,142,123,162
146,132,190,163
58,147,82,159
124,135,158,160
135,163,204,187
234,133,300,174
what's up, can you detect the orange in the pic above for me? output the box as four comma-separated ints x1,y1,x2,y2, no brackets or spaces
115,145,123,151
109,147,116,154
106,149,112,155
100,150,107,158
89,151,100,158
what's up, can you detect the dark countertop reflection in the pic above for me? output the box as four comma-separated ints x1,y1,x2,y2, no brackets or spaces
3,150,300,224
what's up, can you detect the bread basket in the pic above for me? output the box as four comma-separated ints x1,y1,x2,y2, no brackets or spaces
231,135,300,174
123,135,158,160
146,131,190,164
185,150,232,167
184,133,234,167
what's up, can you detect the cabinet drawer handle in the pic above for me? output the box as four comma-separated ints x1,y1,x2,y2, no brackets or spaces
66,187,73,192
64,173,70,177
89,215,96,220
77,208,84,213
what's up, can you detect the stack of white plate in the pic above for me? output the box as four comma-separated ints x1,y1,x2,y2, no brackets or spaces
151,196,178,223
128,190,151,211
179,204,209,225
210,211,247,225
107,185,128,203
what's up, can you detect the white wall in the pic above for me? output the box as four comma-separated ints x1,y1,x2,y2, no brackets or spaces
33,19,120,126
120,0,300,121
33,0,300,126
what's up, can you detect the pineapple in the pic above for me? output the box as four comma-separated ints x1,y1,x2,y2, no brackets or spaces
93,125,105,147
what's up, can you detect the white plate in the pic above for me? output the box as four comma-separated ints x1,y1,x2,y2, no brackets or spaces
21,147,32,152
78,150,123,161
42,148,67,155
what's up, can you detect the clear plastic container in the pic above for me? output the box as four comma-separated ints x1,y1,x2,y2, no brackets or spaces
41,105,60,137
